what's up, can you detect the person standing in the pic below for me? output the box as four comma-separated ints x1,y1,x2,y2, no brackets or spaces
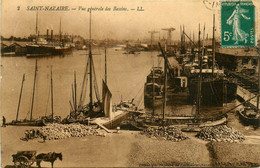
2,116,6,127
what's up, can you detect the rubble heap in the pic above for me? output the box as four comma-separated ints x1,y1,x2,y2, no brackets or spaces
142,126,188,142
39,123,104,140
196,125,245,143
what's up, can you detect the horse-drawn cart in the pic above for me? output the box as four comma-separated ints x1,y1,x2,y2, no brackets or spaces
12,151,62,168
12,151,37,168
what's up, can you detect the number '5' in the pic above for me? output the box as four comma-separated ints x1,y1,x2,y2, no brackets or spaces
224,31,230,41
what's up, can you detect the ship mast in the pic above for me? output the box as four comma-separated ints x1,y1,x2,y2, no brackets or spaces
212,14,216,77
16,74,25,122
163,41,167,123
30,60,37,121
105,45,107,84
196,24,202,116
59,17,62,47
89,10,93,112
35,11,38,43
51,66,54,121
158,41,167,125
257,45,260,112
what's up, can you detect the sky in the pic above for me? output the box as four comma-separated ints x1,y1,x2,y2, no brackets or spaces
1,0,259,41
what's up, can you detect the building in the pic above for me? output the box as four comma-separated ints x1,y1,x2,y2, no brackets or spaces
1,41,28,56
216,47,258,74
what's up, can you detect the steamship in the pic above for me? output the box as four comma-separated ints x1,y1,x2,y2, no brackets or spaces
26,13,71,57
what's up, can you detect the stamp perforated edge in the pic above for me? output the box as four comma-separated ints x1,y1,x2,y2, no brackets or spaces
219,0,258,48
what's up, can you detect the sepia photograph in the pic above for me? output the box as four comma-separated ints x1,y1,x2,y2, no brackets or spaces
1,0,260,167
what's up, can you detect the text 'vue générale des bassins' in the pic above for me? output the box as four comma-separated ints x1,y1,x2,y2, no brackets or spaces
26,6,145,12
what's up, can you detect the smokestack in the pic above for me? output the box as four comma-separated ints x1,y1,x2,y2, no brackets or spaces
47,29,49,41
38,31,40,38
51,30,53,41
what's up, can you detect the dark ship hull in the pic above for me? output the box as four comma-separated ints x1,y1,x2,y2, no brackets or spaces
189,78,237,107
7,120,45,127
26,45,54,56
26,45,72,57
144,67,164,108
189,79,225,107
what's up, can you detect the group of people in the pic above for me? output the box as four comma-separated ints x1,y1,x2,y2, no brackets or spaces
24,129,46,142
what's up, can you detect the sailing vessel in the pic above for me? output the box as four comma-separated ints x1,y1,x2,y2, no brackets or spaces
8,61,60,126
8,60,45,126
63,12,140,128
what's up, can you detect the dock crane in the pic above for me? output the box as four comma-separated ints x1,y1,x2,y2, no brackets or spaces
148,31,159,49
161,27,175,46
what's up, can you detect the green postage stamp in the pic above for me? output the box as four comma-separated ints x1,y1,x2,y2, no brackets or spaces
221,1,256,47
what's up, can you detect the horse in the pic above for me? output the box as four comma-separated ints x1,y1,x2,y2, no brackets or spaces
36,152,62,168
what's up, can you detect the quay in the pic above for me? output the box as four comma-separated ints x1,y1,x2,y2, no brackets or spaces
237,86,259,109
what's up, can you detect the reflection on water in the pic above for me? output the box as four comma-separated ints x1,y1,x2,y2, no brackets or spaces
1,49,162,121
1,48,237,122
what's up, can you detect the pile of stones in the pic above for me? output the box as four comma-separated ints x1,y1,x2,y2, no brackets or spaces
196,125,245,143
142,126,188,142
38,123,105,140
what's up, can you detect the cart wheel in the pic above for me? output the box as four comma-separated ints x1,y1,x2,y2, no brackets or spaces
14,160,20,168
16,156,30,168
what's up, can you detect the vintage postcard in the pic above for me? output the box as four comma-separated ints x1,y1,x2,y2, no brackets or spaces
1,0,260,167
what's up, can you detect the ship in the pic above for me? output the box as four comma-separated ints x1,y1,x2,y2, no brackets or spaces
144,67,164,108
131,41,227,131
7,61,60,126
180,18,237,107
187,65,237,107
62,11,141,128
237,106,260,127
26,13,71,57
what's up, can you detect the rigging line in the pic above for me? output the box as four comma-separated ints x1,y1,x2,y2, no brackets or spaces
133,84,145,100
45,83,51,116
158,56,163,67
209,81,220,105
71,84,75,110
137,96,144,109
25,110,30,120
135,87,145,108
91,59,99,101
81,60,90,106
91,58,101,102
81,75,89,106
79,58,90,106
125,74,148,100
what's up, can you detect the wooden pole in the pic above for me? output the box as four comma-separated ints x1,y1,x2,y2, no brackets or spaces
59,17,62,46
72,84,75,110
69,100,73,112
196,24,201,116
36,11,38,42
74,71,77,112
51,66,54,121
89,11,93,112
16,74,25,121
152,65,155,116
212,14,215,77
163,41,167,122
158,41,167,124
30,60,37,121
257,46,260,112
105,46,107,84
